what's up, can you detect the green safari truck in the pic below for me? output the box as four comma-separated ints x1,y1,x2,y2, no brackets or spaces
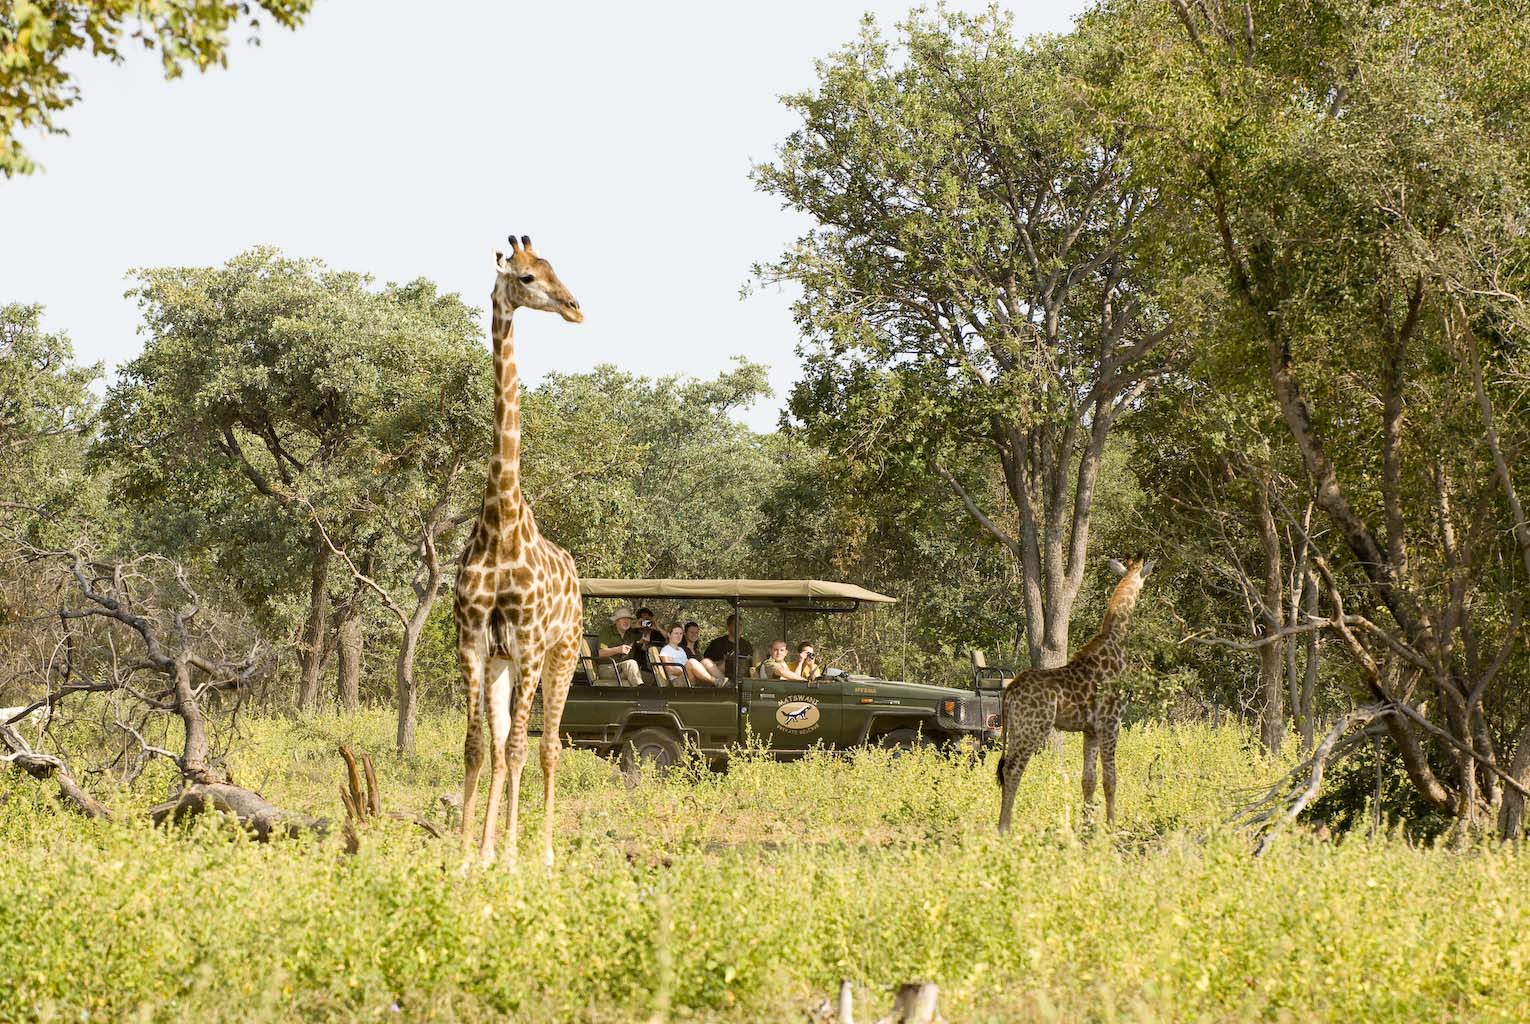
533,578,999,769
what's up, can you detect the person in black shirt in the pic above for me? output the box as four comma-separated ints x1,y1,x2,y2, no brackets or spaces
624,606,667,670
702,613,754,680
626,606,666,647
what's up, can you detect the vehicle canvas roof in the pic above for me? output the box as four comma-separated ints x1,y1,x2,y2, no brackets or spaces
579,578,897,605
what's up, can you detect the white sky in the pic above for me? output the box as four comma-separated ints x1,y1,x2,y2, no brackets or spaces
0,0,1088,431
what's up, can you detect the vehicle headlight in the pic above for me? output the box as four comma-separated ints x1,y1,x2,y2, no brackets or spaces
939,698,981,728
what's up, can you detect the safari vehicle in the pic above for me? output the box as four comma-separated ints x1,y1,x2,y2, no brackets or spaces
535,578,1000,769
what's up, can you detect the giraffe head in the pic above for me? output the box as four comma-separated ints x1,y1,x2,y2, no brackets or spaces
493,235,583,323
1105,557,1154,620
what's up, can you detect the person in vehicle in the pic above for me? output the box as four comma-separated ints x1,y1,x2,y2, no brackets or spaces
627,606,667,649
789,640,823,681
658,623,722,686
595,608,643,686
760,639,808,681
682,622,703,659
703,613,754,680
682,620,727,680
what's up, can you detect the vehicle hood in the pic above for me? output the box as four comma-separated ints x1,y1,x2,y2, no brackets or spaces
839,675,975,702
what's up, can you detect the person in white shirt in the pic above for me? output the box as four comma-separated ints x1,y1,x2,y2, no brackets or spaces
657,623,722,686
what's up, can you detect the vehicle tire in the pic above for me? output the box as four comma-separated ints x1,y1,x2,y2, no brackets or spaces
877,728,929,755
619,727,683,774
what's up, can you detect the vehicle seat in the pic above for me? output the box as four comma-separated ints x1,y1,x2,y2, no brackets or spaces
575,635,597,685
971,649,1013,687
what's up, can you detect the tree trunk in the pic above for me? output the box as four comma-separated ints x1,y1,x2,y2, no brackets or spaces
1252,474,1285,756
1286,504,1314,751
1497,721,1530,838
172,658,219,782
335,596,364,713
395,627,420,756
296,537,331,711
1300,570,1319,753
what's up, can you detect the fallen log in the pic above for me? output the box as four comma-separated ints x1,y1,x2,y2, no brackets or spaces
149,782,329,841
1,721,114,820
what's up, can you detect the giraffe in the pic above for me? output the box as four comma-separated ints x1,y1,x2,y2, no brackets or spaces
456,234,584,869
996,557,1154,832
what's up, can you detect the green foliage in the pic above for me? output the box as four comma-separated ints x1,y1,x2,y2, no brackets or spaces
0,0,312,175
1095,0,1530,789
755,6,1182,671
0,302,100,536
4,711,1529,1021
523,360,775,580
95,248,492,644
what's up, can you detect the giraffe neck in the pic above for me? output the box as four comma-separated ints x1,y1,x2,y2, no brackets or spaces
1071,590,1138,671
1095,609,1132,652
487,299,525,539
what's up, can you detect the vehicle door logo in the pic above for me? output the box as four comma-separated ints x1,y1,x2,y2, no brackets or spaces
775,698,820,731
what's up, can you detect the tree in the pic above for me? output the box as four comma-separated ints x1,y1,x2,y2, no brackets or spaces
1127,382,1331,755
97,250,490,713
0,304,103,698
755,8,1180,670
521,360,775,580
0,0,312,176
305,280,492,752
1,537,327,837
1108,0,1530,832
0,303,98,521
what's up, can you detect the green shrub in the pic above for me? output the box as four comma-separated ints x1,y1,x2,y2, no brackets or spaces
2,712,1527,1022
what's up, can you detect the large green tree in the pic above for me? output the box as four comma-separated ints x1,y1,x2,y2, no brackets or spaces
522,360,775,581
96,250,490,715
0,303,101,698
0,303,97,525
1104,0,1530,833
756,8,1183,670
1,0,312,175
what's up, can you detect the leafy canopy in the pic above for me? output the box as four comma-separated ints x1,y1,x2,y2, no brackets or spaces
0,0,312,175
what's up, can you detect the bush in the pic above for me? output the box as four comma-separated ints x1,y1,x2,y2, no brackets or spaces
3,712,1527,1022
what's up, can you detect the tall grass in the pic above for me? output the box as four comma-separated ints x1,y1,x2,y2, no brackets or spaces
3,710,1527,1022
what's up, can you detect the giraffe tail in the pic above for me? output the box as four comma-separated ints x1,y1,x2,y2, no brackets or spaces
995,696,1008,785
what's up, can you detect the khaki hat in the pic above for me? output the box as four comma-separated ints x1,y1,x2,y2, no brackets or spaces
611,607,636,622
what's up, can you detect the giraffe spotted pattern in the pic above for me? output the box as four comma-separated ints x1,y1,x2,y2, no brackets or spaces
997,558,1154,832
456,235,586,870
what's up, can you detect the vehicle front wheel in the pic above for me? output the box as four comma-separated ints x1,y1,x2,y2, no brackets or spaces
619,727,683,774
877,728,930,754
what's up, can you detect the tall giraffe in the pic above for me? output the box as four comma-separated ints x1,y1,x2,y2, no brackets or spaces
996,557,1154,832
456,234,584,869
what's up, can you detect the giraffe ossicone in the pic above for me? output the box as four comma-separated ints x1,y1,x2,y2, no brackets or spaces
455,234,584,870
996,557,1154,832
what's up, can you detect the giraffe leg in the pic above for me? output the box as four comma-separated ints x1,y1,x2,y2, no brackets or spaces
1101,723,1119,825
501,644,546,873
998,748,1033,835
458,632,489,860
1081,731,1100,810
998,699,1052,834
538,629,580,869
478,656,514,865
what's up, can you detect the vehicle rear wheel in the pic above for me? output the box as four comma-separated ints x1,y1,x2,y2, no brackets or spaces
877,728,929,754
619,727,683,774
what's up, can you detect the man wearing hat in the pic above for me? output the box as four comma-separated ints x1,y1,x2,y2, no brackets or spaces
595,608,643,686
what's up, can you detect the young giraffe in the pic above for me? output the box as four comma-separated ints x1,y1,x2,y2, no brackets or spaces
996,557,1154,832
456,234,584,869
